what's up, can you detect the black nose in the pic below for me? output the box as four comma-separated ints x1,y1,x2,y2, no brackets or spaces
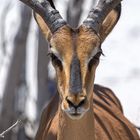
66,96,86,109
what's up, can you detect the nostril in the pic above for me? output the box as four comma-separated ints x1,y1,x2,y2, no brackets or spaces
66,97,76,108
78,98,86,107
66,96,86,109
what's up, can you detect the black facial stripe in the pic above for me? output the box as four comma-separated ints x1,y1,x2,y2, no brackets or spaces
69,56,82,94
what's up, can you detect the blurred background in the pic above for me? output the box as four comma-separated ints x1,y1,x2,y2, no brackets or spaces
0,0,140,139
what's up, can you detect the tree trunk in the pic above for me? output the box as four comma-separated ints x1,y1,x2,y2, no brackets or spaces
0,4,31,140
37,31,49,121
67,0,84,28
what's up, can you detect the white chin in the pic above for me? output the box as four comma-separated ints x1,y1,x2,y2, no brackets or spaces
66,112,85,120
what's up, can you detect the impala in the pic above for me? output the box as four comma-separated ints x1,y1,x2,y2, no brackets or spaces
19,0,140,139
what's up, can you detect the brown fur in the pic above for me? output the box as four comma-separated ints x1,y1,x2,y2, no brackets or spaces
35,5,140,140
35,85,140,140
34,13,52,41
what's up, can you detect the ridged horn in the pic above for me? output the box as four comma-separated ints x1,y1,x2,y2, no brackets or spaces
19,0,67,33
83,0,122,33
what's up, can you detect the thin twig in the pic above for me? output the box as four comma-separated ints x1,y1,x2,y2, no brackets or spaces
0,120,21,138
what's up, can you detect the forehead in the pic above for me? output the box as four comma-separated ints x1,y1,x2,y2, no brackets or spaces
50,26,100,58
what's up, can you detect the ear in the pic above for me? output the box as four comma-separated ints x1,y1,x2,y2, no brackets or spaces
34,12,52,42
99,4,121,42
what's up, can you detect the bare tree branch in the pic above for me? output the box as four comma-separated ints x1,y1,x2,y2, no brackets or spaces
0,120,21,139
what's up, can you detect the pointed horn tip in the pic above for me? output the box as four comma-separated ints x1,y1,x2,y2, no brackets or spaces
20,0,67,33
83,0,122,32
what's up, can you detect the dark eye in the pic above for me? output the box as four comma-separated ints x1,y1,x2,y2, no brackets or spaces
88,51,102,71
49,53,63,70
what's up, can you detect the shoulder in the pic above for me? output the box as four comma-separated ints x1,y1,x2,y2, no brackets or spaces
93,84,123,113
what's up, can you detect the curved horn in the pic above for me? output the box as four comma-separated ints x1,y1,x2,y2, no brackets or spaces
83,0,122,33
19,0,67,33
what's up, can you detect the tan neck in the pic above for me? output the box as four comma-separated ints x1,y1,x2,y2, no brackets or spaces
57,104,95,140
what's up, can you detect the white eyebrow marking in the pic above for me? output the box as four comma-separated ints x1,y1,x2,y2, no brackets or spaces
50,47,58,54
50,47,62,61
87,47,100,63
91,47,99,57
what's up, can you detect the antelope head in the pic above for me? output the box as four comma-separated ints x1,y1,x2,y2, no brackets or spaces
20,0,122,120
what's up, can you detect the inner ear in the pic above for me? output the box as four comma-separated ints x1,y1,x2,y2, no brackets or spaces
34,12,52,42
99,4,121,42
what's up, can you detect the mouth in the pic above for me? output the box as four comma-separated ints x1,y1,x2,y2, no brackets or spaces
61,100,89,120
66,112,84,120
64,107,88,120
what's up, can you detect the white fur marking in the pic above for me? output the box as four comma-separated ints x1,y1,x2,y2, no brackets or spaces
87,47,100,63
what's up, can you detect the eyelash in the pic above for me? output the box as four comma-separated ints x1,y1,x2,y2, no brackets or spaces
48,52,63,70
47,50,103,71
88,51,103,70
